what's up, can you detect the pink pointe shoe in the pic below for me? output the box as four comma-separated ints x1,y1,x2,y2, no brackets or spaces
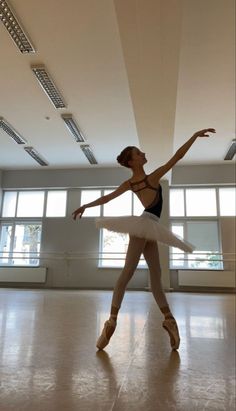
96,318,117,350
162,318,180,350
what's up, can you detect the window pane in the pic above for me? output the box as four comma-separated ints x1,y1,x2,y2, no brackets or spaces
186,189,217,216
170,189,185,216
188,251,223,270
219,187,236,216
17,192,45,217
2,192,17,217
133,194,144,215
100,229,146,268
0,225,12,264
46,191,67,217
81,190,101,217
186,221,219,251
186,221,222,269
100,229,128,267
104,190,132,216
13,224,42,266
170,224,185,268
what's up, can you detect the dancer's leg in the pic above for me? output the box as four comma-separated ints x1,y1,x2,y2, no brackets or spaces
143,241,180,349
96,236,146,350
111,236,146,309
143,241,169,309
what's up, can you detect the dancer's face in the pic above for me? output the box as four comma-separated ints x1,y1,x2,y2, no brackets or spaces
129,147,147,168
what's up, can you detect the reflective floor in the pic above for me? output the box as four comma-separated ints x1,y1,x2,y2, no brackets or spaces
0,289,235,411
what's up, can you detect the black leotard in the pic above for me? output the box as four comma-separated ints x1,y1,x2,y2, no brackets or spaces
129,176,163,218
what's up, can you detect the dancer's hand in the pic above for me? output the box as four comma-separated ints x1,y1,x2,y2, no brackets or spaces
193,128,216,138
72,205,86,220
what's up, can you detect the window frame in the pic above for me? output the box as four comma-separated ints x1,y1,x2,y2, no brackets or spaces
0,219,42,267
169,185,235,271
0,189,68,218
45,190,68,217
0,189,68,267
169,217,223,270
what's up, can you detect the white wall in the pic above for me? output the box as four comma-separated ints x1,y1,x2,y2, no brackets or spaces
1,167,130,189
172,163,235,185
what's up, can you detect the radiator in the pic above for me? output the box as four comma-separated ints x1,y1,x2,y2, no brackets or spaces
0,267,47,283
178,270,235,288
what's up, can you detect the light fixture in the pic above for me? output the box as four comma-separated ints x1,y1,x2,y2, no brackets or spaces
224,139,236,160
0,117,27,144
0,0,35,53
80,144,97,165
24,146,48,166
61,114,85,142
31,65,66,109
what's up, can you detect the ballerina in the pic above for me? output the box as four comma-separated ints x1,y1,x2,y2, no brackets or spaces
72,128,216,350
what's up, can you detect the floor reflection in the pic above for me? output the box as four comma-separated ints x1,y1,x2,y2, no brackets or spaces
189,315,226,339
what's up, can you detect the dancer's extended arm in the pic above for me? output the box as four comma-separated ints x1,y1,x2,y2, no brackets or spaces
150,128,216,181
72,180,130,219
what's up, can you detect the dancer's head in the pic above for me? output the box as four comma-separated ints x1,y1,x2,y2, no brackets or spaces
117,146,147,169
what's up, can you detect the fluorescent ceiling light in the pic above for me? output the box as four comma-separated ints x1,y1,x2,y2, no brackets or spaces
224,139,236,161
24,146,48,166
0,0,35,53
80,144,97,165
0,117,27,144
61,114,85,142
31,65,66,109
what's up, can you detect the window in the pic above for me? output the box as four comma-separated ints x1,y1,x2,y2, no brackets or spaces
17,191,45,217
169,189,185,217
2,192,17,217
219,187,236,216
186,188,217,216
81,190,101,217
103,190,132,216
170,220,222,270
100,189,146,267
170,224,185,268
0,224,12,264
46,191,67,217
0,222,42,266
100,229,129,268
169,186,235,270
100,229,146,268
1,190,67,218
80,188,146,268
0,190,67,267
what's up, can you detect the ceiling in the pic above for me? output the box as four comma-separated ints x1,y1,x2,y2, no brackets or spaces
0,0,235,171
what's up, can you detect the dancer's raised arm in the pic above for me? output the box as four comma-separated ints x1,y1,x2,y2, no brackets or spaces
72,180,130,220
150,128,216,181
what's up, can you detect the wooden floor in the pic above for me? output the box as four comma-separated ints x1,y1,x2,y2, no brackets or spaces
0,289,235,411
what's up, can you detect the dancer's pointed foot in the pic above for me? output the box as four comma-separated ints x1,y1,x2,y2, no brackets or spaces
162,318,180,350
96,318,117,350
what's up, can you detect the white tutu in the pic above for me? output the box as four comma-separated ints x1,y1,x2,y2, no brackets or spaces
96,211,195,253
